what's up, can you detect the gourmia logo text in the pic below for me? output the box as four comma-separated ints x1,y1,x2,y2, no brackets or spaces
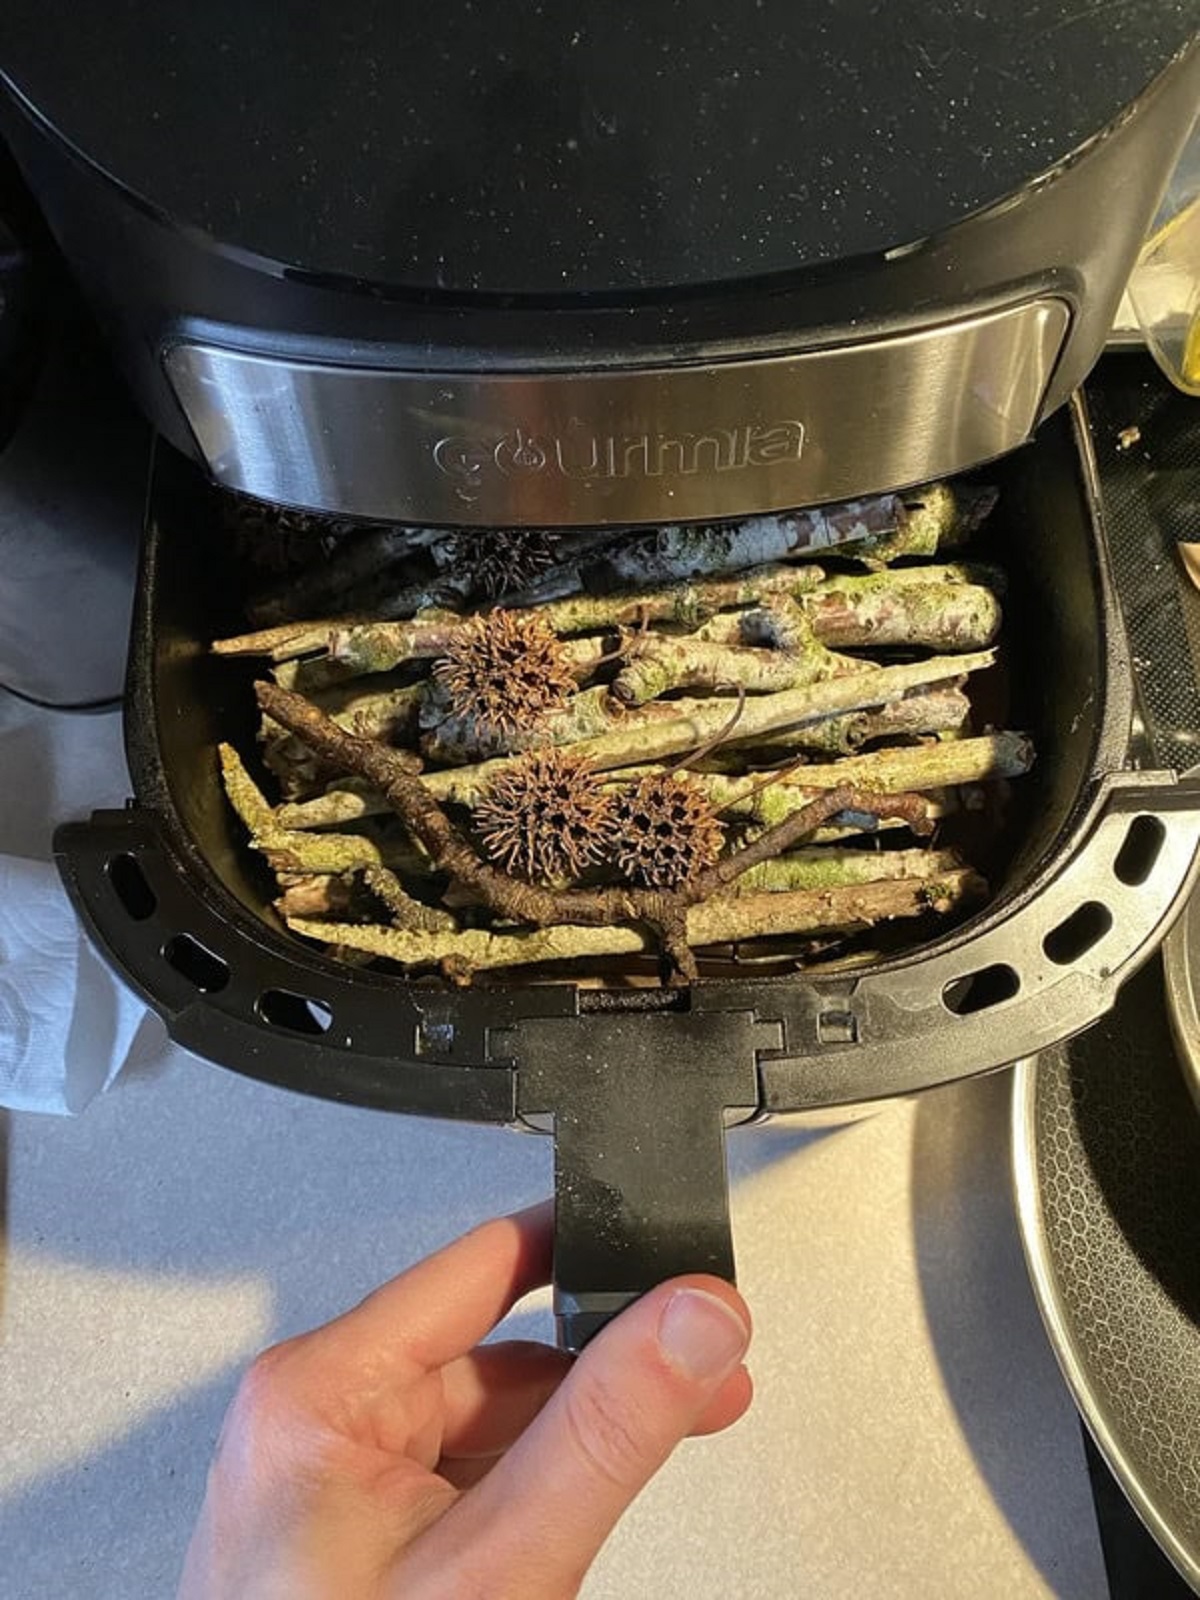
431,422,804,500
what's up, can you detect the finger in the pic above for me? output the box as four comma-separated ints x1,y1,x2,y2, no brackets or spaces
439,1341,571,1458
316,1201,554,1379
690,1364,754,1436
439,1453,503,1492
413,1275,751,1597
437,1355,748,1493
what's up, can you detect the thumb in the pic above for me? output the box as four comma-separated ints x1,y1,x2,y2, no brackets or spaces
425,1276,752,1598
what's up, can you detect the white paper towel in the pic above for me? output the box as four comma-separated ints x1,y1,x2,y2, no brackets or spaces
0,853,146,1114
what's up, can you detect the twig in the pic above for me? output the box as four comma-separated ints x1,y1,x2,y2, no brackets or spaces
418,683,683,766
256,681,940,982
362,867,459,934
738,685,970,758
213,617,370,660
271,705,1001,831
684,787,933,903
593,497,904,587
610,632,853,705
248,526,427,627
276,874,359,919
798,580,1001,650
733,846,963,893
420,648,997,796
285,866,986,973
665,686,746,775
219,743,430,876
697,731,1033,823
322,566,827,667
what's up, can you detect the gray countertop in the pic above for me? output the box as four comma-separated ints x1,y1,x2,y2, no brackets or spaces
0,686,1108,1599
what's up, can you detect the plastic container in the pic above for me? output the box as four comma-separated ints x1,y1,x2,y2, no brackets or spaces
1128,117,1200,395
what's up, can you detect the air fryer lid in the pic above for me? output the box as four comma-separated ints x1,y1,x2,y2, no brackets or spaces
1,0,1196,298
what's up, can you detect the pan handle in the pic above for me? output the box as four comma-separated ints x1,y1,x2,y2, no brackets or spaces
490,1011,777,1351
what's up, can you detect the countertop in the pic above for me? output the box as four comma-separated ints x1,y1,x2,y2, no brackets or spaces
0,683,1109,1598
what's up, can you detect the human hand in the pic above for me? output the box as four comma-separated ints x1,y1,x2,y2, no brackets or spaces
178,1202,753,1599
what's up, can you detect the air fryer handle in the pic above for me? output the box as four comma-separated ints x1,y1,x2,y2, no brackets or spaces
493,1012,777,1351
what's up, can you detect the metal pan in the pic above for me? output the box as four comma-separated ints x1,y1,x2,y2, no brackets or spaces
1167,789,1200,1122
1012,954,1200,1592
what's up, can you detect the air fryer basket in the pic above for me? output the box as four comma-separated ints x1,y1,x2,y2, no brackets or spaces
56,392,1200,1348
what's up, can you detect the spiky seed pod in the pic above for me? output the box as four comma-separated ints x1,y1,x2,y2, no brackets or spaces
223,493,357,573
473,748,616,883
612,771,726,889
449,529,564,598
434,611,575,737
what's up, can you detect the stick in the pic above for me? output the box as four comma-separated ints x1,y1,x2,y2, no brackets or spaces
860,483,998,566
273,706,994,833
419,683,686,766
219,743,279,835
697,732,1033,824
276,874,358,919
272,781,953,837
258,526,634,630
219,743,431,875
734,846,964,893
279,702,995,829
737,685,971,758
259,830,428,877
526,482,994,600
798,581,1001,650
701,578,1001,654
285,866,985,971
421,649,996,799
216,495,1000,663
255,680,936,980
263,680,426,772
584,484,995,588
309,565,821,674
260,679,426,799
361,867,459,934
610,633,853,706
593,496,904,586
248,526,429,627
212,617,369,660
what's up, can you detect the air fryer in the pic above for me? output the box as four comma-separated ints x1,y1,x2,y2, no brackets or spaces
2,4,1200,1346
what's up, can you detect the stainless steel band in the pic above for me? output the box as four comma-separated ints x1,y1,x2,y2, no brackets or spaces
164,298,1069,526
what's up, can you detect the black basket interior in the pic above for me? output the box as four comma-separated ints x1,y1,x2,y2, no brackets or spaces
124,398,1128,1007
127,400,1132,985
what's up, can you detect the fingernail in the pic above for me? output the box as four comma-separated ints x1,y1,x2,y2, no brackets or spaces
657,1289,749,1381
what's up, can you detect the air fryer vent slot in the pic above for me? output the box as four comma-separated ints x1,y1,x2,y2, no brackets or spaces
257,988,334,1036
1114,815,1166,886
163,933,229,994
942,963,1021,1016
1043,902,1113,966
107,852,156,921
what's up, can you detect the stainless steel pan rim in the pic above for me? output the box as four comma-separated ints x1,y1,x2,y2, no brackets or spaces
1011,1055,1200,1593
1164,886,1200,1118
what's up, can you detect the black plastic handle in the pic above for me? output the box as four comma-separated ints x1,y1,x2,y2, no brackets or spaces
492,1011,778,1350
